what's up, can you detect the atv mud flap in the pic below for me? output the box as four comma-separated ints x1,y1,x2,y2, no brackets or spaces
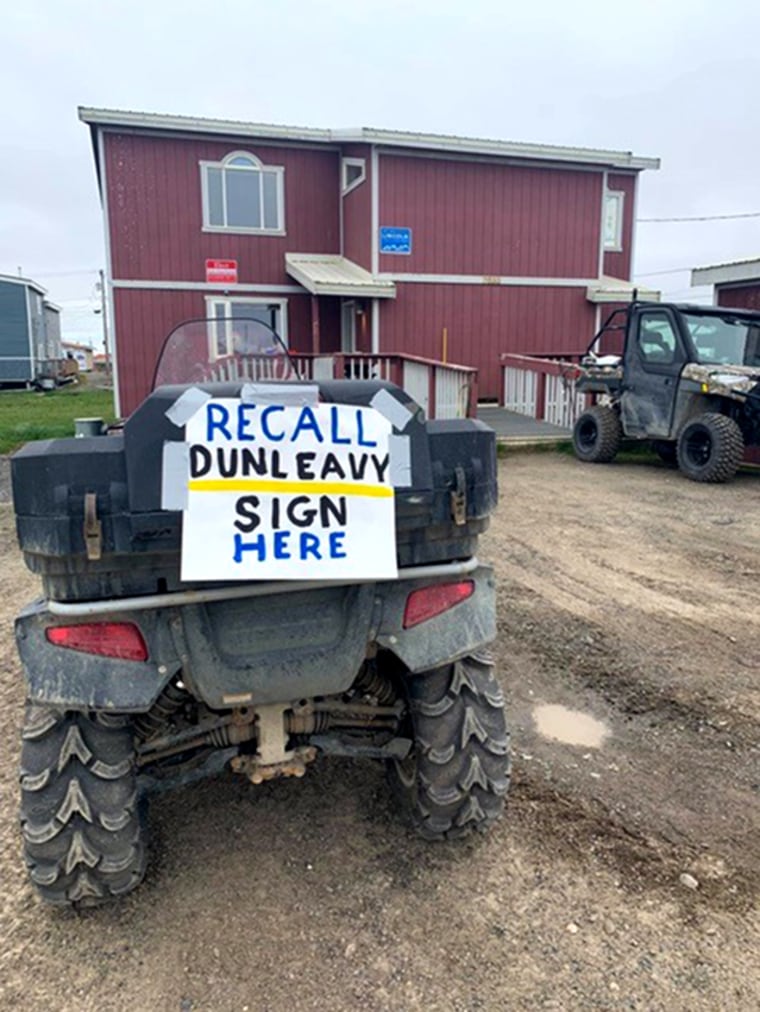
374,563,496,674
15,600,182,712
15,563,495,712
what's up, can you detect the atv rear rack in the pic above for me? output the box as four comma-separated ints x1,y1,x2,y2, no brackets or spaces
46,556,480,618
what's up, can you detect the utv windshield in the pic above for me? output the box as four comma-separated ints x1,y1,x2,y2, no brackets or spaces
684,312,760,368
152,315,295,389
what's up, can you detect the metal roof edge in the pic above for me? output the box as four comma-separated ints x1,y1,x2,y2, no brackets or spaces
77,107,659,171
351,128,660,171
285,253,396,298
0,273,47,296
586,276,661,303
78,106,332,144
691,257,760,287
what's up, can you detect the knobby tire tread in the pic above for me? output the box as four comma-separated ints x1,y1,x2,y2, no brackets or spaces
389,656,510,841
19,705,146,907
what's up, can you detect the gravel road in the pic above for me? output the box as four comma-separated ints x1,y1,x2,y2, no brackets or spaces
0,452,758,1011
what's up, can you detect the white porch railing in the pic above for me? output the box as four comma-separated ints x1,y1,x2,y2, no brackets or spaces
544,374,588,427
503,366,538,415
294,352,478,419
402,360,430,416
501,354,589,427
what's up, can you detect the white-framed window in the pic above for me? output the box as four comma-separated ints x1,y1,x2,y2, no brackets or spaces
603,190,625,251
341,157,366,195
200,151,285,234
205,297,288,360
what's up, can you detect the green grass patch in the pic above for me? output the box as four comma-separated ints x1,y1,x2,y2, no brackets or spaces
554,439,660,463
497,439,662,464
0,386,115,454
496,439,571,457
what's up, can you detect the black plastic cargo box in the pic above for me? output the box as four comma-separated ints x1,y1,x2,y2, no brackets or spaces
12,380,497,602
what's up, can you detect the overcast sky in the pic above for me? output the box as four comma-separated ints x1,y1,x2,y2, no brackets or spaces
2,0,759,347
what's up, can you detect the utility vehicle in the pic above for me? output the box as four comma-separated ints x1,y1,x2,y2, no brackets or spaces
571,301,760,482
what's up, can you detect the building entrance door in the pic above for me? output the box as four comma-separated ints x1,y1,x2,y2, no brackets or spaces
341,300,356,353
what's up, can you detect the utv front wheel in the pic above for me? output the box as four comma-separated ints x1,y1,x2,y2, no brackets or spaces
572,406,622,463
676,413,744,483
388,655,510,840
19,705,146,907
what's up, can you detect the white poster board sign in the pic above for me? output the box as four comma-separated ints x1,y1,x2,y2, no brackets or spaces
179,398,397,581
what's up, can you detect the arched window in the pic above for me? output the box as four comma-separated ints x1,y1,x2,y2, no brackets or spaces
201,151,285,233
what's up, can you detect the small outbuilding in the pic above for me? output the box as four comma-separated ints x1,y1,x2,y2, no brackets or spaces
0,274,62,385
692,258,760,311
62,341,94,372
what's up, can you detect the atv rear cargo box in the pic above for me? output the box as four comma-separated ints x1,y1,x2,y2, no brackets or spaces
12,380,497,602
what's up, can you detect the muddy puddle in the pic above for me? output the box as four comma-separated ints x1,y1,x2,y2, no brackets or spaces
532,703,610,748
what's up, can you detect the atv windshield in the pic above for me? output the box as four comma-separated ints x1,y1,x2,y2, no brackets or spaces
684,313,760,368
152,315,295,389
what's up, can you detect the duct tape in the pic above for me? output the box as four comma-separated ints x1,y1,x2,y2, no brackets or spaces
389,434,412,488
165,386,211,427
161,441,189,511
369,388,414,432
239,382,319,406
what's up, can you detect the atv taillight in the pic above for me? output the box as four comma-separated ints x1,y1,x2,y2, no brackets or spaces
45,622,149,661
403,581,475,628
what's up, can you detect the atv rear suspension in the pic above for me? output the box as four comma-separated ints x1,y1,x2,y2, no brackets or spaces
135,667,407,784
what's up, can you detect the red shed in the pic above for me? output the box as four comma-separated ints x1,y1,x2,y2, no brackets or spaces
80,108,658,415
692,257,760,311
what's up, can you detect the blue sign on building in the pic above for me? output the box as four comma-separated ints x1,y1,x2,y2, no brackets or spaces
379,227,412,255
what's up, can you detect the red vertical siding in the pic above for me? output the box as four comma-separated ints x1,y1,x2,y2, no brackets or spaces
380,283,596,399
716,283,760,311
378,155,603,278
104,132,341,283
341,143,372,269
603,173,636,281
114,289,314,416
595,302,630,356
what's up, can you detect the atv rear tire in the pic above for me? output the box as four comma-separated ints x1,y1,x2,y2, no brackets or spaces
388,655,510,840
676,413,744,483
572,406,622,463
19,704,146,907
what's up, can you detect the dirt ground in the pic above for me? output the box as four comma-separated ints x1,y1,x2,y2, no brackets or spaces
0,452,758,1011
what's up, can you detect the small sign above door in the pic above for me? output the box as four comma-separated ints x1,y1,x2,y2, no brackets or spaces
206,259,238,284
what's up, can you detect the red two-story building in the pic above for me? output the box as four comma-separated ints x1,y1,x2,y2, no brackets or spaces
80,107,658,414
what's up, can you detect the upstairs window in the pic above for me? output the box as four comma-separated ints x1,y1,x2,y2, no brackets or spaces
603,190,625,251
201,152,285,233
341,157,366,195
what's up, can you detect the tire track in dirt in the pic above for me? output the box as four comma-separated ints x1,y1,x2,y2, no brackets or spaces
498,533,760,634
484,455,760,906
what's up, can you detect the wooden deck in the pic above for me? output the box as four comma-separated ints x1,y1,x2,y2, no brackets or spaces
477,404,571,443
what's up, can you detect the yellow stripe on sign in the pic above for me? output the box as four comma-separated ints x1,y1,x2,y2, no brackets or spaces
187,479,394,498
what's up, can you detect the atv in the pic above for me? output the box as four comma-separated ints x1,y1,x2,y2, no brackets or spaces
12,318,509,907
571,301,760,482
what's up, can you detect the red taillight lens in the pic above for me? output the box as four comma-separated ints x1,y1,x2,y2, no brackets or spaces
45,622,149,661
403,580,475,628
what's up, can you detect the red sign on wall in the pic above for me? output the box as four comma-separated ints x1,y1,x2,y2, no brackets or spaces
205,259,238,284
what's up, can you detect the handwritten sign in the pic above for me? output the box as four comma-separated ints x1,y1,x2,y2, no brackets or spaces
180,399,397,581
